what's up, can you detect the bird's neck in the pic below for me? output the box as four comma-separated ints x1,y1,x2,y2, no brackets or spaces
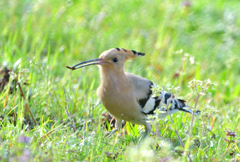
99,67,129,90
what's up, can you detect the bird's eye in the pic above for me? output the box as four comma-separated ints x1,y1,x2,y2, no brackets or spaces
112,58,118,62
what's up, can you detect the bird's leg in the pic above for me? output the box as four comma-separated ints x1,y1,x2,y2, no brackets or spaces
106,118,123,137
143,122,152,138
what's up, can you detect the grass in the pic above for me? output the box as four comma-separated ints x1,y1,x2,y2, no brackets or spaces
0,0,240,161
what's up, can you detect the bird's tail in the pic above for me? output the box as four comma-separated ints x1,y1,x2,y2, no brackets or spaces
179,106,201,115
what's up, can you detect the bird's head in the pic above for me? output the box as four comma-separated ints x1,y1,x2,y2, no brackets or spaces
66,48,145,72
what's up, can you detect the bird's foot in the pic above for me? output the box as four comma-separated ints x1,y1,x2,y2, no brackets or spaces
106,128,118,137
143,130,150,138
143,123,151,138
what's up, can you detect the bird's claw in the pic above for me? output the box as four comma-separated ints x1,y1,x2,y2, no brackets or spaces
106,128,118,137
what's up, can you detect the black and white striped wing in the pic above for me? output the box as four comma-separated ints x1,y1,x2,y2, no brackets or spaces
138,85,200,117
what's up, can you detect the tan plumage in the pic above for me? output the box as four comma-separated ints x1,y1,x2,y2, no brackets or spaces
67,48,200,136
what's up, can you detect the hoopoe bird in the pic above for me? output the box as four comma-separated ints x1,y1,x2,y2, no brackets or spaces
67,48,200,136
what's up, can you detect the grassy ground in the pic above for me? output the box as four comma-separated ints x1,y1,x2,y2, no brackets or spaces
0,0,240,161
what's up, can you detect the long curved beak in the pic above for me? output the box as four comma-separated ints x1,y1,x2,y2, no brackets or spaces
66,58,105,70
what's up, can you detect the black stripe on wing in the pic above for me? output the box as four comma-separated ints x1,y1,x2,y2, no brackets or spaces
160,91,186,110
141,89,201,116
144,96,160,115
138,81,153,108
141,90,190,115
138,82,161,115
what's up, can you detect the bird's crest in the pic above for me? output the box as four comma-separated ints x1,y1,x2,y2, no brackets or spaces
114,47,145,58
